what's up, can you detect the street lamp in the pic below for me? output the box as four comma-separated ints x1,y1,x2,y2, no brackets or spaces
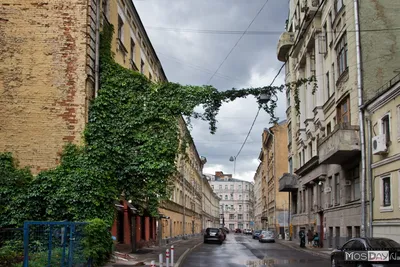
229,156,236,176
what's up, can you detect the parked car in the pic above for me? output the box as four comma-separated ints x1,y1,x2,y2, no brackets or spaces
235,228,242,233
223,227,230,234
204,228,224,244
244,229,252,235
219,228,227,240
330,237,400,267
252,230,262,239
259,230,275,243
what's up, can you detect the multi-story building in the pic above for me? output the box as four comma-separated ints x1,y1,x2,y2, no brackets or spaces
362,74,400,243
277,0,400,248
207,172,254,230
0,0,219,251
253,163,263,230
0,0,166,175
259,121,290,237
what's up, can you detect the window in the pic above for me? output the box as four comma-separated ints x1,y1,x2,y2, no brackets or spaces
224,195,228,200
289,158,293,174
229,224,234,229
337,96,350,124
328,11,333,42
323,23,328,53
335,0,343,14
225,185,228,190
332,63,335,91
219,185,222,190
246,185,248,190
246,195,248,199
326,71,330,97
230,185,234,190
335,173,340,205
352,168,360,201
288,123,292,144
211,185,214,189
229,214,234,220
382,177,391,207
230,194,233,200
225,204,228,210
239,185,242,190
336,34,348,76
239,195,242,200
327,122,332,135
231,205,234,210
102,0,110,20
140,59,145,74
397,105,400,140
117,15,124,40
238,214,243,220
239,205,242,211
381,114,391,145
328,176,332,206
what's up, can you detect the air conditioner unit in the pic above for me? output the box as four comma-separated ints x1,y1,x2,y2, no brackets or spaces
324,187,332,193
344,180,351,186
372,134,387,155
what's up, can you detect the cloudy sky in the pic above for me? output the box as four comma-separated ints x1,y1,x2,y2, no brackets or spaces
135,0,289,183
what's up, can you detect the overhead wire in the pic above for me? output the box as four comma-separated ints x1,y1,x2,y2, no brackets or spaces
206,0,270,84
234,63,286,159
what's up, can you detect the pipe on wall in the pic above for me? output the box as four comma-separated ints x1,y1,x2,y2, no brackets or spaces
353,0,367,238
366,115,373,237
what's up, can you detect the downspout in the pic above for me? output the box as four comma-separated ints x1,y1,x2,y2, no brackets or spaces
94,0,100,97
353,0,367,238
366,114,373,237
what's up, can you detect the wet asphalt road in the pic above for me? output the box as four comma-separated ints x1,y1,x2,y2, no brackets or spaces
181,233,330,267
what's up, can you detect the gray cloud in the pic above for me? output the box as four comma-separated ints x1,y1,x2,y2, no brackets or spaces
135,0,289,182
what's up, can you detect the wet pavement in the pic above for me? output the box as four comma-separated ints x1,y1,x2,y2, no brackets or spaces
181,234,330,267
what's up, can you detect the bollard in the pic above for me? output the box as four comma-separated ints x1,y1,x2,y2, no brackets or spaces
171,245,174,266
150,260,156,267
166,248,170,267
159,253,164,267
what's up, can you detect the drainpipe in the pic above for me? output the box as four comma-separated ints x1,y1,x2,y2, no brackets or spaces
353,0,367,238
95,0,100,97
366,114,373,237
267,128,276,232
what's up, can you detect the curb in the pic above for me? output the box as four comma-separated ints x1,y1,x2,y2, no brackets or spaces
277,240,331,259
175,240,203,267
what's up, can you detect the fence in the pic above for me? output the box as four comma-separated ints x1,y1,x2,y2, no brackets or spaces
22,221,90,267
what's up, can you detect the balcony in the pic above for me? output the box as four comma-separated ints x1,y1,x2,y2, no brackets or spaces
277,32,295,62
279,173,299,192
318,124,361,165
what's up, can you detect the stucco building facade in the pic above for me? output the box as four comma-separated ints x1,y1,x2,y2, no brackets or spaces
277,0,400,248
363,74,400,243
207,172,255,230
258,121,290,237
253,163,263,230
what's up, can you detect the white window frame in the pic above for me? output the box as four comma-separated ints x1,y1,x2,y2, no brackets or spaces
380,174,393,212
379,112,391,145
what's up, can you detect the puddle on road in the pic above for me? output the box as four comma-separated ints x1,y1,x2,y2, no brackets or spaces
244,258,321,266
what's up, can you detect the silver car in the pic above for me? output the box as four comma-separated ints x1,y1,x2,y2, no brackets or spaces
259,230,275,243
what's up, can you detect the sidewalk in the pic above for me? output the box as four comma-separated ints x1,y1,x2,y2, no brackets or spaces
104,236,203,267
276,238,332,259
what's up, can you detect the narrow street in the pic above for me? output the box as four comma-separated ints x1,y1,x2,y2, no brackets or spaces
182,234,329,267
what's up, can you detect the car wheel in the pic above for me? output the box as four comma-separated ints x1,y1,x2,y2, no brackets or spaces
331,258,336,267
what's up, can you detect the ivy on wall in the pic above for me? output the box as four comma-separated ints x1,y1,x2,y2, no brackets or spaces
0,23,316,228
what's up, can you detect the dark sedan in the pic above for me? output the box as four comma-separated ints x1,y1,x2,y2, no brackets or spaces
252,230,262,239
204,228,224,244
330,237,400,267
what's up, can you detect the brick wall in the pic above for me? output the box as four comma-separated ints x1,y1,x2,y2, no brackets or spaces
0,0,93,174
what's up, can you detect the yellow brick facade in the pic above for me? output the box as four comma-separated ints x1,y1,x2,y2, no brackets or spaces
0,0,93,174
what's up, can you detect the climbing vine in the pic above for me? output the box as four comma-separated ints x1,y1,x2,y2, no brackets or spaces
0,23,316,230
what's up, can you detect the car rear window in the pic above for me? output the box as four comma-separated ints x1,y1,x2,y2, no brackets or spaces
207,228,219,233
368,239,400,249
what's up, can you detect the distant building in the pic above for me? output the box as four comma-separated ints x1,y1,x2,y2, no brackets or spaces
206,172,255,230
253,163,263,230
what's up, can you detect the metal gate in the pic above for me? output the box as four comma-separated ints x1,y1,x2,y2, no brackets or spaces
23,221,91,267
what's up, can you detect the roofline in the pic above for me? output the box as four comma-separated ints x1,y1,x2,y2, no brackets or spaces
127,1,168,81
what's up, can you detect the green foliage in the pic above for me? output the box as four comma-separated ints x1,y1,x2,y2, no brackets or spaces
0,153,33,227
0,244,23,267
82,218,113,266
